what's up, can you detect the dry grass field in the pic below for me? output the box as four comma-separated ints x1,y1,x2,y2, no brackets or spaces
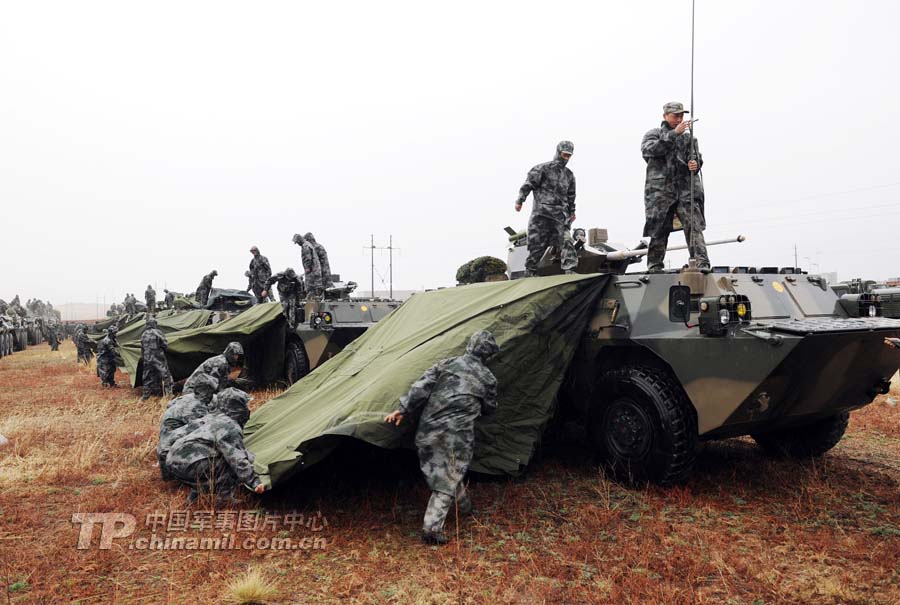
1,341,898,604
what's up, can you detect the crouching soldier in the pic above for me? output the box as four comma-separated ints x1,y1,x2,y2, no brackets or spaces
384,330,499,545
96,326,123,387
156,374,218,479
183,341,244,394
166,388,266,503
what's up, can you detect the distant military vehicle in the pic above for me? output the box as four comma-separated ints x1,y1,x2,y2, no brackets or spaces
507,227,900,485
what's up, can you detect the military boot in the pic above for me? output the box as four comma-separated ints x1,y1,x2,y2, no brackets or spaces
421,530,449,545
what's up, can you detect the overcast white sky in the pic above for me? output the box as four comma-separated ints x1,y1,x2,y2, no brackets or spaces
2,0,899,308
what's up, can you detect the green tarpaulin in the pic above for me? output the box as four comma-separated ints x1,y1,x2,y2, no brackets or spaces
245,274,607,488
120,303,287,387
115,310,215,386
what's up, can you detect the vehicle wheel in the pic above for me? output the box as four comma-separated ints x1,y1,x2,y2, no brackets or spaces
588,365,697,486
752,412,849,458
284,339,311,384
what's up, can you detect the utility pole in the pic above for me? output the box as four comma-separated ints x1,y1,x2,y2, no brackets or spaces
794,244,798,268
365,235,399,299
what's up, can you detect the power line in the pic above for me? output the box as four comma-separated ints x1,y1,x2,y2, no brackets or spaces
743,180,900,209
716,200,900,227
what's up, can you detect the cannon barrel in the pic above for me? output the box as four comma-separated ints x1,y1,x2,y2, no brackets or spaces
604,235,746,262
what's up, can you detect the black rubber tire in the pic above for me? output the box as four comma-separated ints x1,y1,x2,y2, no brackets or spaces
752,412,850,458
588,365,698,487
284,339,311,384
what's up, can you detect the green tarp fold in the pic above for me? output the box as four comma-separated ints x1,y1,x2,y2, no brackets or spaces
245,274,607,488
120,303,286,387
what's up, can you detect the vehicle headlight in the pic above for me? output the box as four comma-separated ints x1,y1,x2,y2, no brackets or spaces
868,304,877,318
736,303,747,319
719,309,730,325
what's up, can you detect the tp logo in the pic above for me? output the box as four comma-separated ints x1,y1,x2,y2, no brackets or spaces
72,513,136,549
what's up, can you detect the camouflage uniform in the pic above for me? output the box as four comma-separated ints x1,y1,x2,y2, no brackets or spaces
304,233,334,289
75,325,94,365
397,330,499,540
166,388,260,502
163,290,176,309
292,234,323,298
196,271,217,306
248,247,273,302
141,317,174,399
265,269,305,327
641,113,709,271
516,141,576,276
124,294,136,317
183,342,244,395
156,374,218,479
96,326,122,387
561,227,586,274
47,324,60,351
145,285,156,314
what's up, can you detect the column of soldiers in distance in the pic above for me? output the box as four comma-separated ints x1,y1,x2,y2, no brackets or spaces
515,101,709,276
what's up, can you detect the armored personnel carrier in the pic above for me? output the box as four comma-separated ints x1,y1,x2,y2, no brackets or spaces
507,228,900,485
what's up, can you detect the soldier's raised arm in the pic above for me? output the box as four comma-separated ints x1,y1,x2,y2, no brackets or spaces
641,128,676,160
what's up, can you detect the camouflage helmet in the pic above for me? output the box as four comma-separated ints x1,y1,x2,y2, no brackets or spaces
215,387,252,427
190,374,218,405
466,329,499,361
223,341,244,366
146,317,158,329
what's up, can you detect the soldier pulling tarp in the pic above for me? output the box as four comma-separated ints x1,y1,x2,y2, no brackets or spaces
244,274,608,489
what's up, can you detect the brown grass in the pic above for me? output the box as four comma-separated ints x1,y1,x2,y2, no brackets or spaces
1,343,898,604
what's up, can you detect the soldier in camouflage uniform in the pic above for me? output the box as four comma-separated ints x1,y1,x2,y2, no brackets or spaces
263,268,306,327
196,270,218,306
515,141,577,277
75,324,94,365
124,294,136,317
163,289,176,309
47,322,60,351
384,330,500,545
166,387,266,503
641,101,709,272
304,233,334,290
292,233,323,299
561,226,587,274
141,317,174,399
183,341,244,395
247,246,273,302
145,285,157,314
96,326,123,387
156,374,218,479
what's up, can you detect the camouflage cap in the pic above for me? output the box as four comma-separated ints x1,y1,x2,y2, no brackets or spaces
663,101,689,114
557,140,575,155
250,246,259,253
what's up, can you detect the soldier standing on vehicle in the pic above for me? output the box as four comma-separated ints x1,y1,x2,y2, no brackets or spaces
304,233,334,290
166,387,266,503
292,233,323,299
163,289,175,309
263,268,305,327
196,270,218,306
515,141,577,277
96,326,123,387
384,330,500,545
141,317,174,400
641,101,709,272
247,246,273,302
183,341,245,394
145,285,157,314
